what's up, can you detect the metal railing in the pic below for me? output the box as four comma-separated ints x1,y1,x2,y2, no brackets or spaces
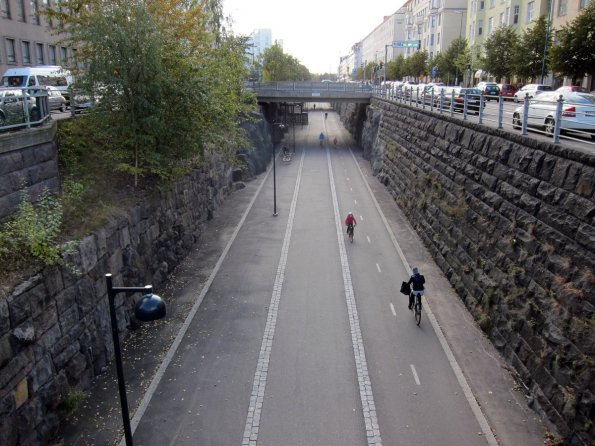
246,81,373,93
374,85,595,147
0,87,51,132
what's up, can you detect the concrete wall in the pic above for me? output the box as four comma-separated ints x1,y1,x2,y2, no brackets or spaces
0,121,60,222
0,114,273,445
338,99,594,445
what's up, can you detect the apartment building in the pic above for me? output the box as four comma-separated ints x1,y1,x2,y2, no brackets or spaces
402,0,468,61
0,0,74,76
358,8,407,68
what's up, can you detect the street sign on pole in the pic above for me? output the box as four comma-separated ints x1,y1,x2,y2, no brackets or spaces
392,41,420,49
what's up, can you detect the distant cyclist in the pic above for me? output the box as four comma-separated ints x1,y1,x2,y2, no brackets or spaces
319,132,325,147
407,267,425,309
325,112,328,119
333,137,338,147
345,211,357,241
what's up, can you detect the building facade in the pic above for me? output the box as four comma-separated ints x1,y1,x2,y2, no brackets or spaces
359,9,408,70
0,0,73,77
249,29,273,60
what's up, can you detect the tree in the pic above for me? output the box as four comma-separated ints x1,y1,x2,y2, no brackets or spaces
404,50,428,81
549,1,595,83
483,26,519,82
45,0,252,185
386,54,405,81
514,15,551,81
261,43,310,81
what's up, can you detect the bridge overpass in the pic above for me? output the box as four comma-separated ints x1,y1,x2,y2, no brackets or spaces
247,81,372,103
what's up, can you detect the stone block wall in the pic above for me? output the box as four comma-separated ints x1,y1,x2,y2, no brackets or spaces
338,99,594,445
0,115,273,445
0,121,60,222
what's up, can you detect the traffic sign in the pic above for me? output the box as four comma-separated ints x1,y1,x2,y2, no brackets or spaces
392,40,420,48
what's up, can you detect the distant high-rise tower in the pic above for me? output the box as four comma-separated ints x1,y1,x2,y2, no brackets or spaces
249,29,273,59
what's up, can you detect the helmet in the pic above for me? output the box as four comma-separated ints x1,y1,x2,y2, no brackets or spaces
348,211,353,215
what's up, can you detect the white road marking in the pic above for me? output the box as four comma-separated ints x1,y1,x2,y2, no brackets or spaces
123,150,279,446
410,365,421,385
376,263,382,273
350,187,353,192
241,150,306,446
390,303,396,317
366,236,371,243
354,199,357,205
360,215,364,221
349,148,499,446
327,147,383,446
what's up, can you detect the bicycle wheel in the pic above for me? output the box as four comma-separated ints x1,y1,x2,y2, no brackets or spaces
415,299,422,325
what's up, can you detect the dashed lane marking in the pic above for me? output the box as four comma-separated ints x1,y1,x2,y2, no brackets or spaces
390,303,396,317
410,365,421,386
376,263,382,273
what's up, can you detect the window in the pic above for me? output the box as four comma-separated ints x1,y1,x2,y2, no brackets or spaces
430,34,435,45
60,46,67,64
49,45,56,64
437,32,441,45
22,41,31,64
30,0,39,24
479,0,484,9
489,0,494,7
5,39,16,63
580,0,589,8
513,5,519,24
505,7,510,25
557,0,567,16
431,16,436,28
438,13,441,26
527,1,535,23
16,0,26,21
478,19,483,35
36,43,44,64
500,12,505,25
1,0,10,18
488,17,493,35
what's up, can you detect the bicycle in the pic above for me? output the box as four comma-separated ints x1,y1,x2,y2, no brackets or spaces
411,292,422,325
346,224,354,243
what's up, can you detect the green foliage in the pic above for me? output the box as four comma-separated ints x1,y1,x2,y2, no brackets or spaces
262,43,311,81
435,38,468,84
514,15,551,81
483,26,519,82
0,189,63,267
386,54,405,80
549,1,595,82
403,50,428,81
45,0,254,185
57,390,85,415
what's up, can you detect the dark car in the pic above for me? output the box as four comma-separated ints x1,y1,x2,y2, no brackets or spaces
476,82,500,101
498,83,517,100
442,87,484,114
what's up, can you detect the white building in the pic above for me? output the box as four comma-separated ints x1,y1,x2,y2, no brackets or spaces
360,9,408,69
249,29,273,60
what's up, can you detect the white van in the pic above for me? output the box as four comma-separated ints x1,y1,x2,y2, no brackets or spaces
1,66,73,102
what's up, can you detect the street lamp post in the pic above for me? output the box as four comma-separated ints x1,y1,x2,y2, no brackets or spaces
106,273,166,446
454,11,464,86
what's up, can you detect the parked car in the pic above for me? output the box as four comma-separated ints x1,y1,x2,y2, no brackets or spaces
0,87,40,126
498,83,517,100
476,82,500,101
555,85,589,94
441,87,484,113
513,84,553,102
512,92,595,138
46,86,66,112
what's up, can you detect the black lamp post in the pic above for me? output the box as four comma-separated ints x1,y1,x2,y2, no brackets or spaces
105,273,166,446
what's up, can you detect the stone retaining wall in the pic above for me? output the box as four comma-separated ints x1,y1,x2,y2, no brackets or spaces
0,114,273,445
0,121,60,222
338,99,594,445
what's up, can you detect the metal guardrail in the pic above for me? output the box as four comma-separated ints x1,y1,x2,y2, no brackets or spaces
246,81,373,93
374,85,595,147
0,87,51,131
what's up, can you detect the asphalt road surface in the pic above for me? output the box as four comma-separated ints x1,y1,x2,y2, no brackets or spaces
121,109,531,446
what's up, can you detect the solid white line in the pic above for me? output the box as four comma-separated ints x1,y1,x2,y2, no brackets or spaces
123,151,277,446
349,149,499,446
366,235,371,243
327,147,383,446
354,199,357,205
390,303,396,317
376,263,382,273
410,364,421,386
242,150,306,446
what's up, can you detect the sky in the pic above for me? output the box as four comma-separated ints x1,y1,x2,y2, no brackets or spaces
222,0,406,74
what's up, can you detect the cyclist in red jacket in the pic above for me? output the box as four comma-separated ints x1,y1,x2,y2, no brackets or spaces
345,212,357,239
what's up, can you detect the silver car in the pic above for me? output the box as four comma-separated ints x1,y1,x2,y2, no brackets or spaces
512,92,595,138
0,87,39,126
513,84,553,102
46,86,66,112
